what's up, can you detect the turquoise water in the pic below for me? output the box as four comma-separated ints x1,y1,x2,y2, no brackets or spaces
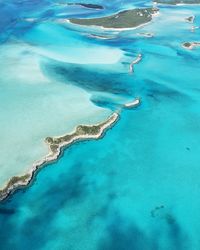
1,1,200,249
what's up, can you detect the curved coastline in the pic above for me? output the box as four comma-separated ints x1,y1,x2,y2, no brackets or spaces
67,8,159,30
66,19,153,31
0,112,119,201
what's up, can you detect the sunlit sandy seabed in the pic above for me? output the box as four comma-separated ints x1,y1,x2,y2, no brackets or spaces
0,42,113,186
1,0,200,250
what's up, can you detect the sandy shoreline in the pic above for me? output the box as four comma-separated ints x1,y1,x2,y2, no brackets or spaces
65,19,154,32
124,98,141,108
129,54,142,73
64,8,159,32
0,112,119,201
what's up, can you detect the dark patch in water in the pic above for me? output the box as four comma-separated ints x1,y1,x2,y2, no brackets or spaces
40,163,88,210
98,214,158,250
167,214,190,250
98,212,190,250
151,205,165,217
121,61,130,66
41,59,134,95
40,8,55,19
108,192,117,200
147,93,160,102
0,207,15,215
90,97,122,110
145,79,189,102
1,162,90,249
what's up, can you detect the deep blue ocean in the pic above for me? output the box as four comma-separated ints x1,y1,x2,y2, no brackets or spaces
1,0,200,249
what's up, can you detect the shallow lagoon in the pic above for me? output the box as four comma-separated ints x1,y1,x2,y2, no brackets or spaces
1,1,200,250
0,42,112,187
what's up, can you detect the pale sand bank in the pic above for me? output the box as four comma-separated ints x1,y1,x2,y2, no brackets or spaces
0,43,113,199
129,54,142,73
124,98,141,108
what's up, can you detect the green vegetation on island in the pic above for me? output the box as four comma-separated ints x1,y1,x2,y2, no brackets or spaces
68,3,104,9
45,114,118,154
6,174,30,188
0,173,31,201
185,16,195,23
0,113,119,201
182,41,200,49
183,42,192,48
45,124,101,154
69,8,159,29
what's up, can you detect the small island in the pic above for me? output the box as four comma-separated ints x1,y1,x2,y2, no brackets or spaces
182,41,200,49
88,33,116,40
67,3,104,10
137,32,154,38
124,98,141,108
185,15,195,23
0,112,119,201
129,54,142,73
68,8,159,29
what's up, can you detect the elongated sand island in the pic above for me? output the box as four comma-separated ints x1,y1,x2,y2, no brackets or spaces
137,32,154,38
0,112,119,201
129,54,142,73
124,98,141,108
68,8,159,29
88,33,116,40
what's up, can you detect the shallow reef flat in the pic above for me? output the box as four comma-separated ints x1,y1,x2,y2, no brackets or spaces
69,8,159,29
0,42,113,192
22,22,123,64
